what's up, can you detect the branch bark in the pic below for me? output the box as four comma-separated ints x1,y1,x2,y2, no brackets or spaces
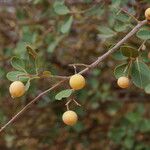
0,20,147,133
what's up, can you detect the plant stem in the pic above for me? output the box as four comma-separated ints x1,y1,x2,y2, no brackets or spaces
0,20,147,133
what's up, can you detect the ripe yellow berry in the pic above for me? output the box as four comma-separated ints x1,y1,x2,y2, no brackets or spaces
117,76,130,89
69,74,85,90
9,81,25,98
145,8,150,20
62,110,78,126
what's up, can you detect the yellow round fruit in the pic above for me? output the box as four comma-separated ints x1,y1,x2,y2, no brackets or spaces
69,74,85,90
117,76,130,89
62,110,78,126
9,81,25,98
145,8,150,20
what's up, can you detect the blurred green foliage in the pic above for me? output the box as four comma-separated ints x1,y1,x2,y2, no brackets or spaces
0,0,150,149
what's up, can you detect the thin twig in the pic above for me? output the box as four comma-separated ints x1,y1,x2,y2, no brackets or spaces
73,99,81,106
65,99,72,110
0,20,147,133
69,63,90,68
71,65,77,74
79,20,147,74
51,75,69,79
65,98,81,110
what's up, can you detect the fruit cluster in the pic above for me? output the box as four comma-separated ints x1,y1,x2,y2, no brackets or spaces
62,74,86,126
9,74,86,126
8,8,150,126
9,74,130,126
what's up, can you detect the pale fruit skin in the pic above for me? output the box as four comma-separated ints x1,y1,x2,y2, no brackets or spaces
9,81,25,98
145,8,150,20
117,76,130,89
69,74,85,90
62,110,78,126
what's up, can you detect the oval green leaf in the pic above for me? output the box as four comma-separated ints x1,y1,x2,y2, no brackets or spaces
55,89,73,100
136,29,150,40
11,57,26,71
114,63,128,79
112,50,127,61
53,1,70,15
121,46,139,58
7,71,29,82
131,60,150,88
60,16,73,34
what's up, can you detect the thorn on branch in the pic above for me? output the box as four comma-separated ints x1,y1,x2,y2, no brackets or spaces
73,99,81,107
65,98,81,111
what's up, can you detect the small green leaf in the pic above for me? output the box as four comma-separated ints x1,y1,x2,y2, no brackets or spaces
25,80,30,91
26,46,37,59
11,57,26,71
26,46,38,74
97,26,116,39
136,29,150,40
14,42,26,56
114,63,128,79
98,26,116,35
85,5,104,16
53,1,70,15
6,71,29,82
98,34,115,39
47,35,65,53
112,50,127,60
114,21,129,32
121,46,139,58
115,12,131,23
141,51,150,63
131,60,150,88
60,16,73,34
145,84,150,94
55,89,73,100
